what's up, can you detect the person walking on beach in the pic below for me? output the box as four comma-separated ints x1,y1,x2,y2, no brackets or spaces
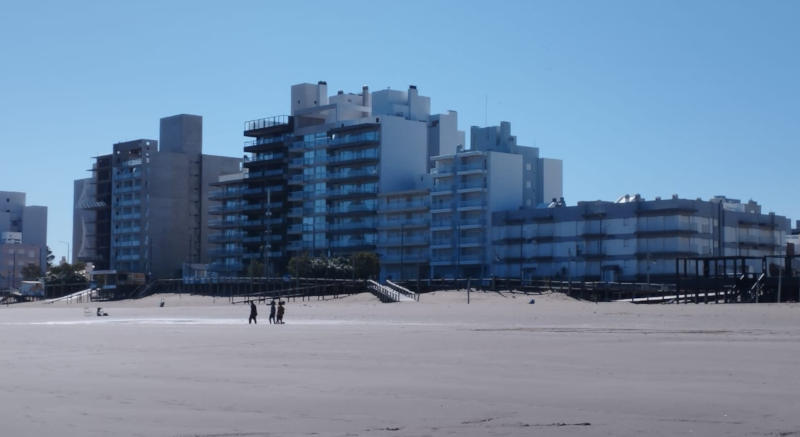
249,301,258,324
269,300,277,324
276,301,285,324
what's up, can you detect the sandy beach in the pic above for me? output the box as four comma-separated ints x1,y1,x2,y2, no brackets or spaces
1,290,799,436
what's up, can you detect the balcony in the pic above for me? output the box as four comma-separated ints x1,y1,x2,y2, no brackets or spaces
210,247,245,257
329,221,376,232
114,226,142,234
114,213,141,221
378,218,429,229
327,186,379,199
328,168,379,181
330,203,376,214
457,200,486,210
113,240,141,248
380,236,429,247
328,150,379,165
209,189,244,200
209,233,245,243
330,239,375,249
328,130,379,149
246,168,285,179
380,200,428,213
116,199,141,207
115,185,142,194
244,115,289,134
459,218,485,228
116,254,141,261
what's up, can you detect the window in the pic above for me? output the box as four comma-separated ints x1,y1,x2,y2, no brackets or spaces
526,163,532,171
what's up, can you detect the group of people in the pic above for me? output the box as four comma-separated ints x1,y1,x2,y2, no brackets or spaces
248,299,285,325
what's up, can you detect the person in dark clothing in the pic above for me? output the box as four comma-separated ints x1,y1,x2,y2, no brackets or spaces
269,300,277,324
249,301,258,324
276,301,285,324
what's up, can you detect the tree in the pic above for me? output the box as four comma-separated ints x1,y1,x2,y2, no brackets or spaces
287,253,311,278
45,247,55,268
352,252,379,279
247,260,264,278
21,263,43,281
46,262,88,285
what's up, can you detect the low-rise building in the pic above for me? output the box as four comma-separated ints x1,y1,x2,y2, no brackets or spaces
491,195,790,282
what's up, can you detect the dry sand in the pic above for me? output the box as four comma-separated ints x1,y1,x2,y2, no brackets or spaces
1,290,799,436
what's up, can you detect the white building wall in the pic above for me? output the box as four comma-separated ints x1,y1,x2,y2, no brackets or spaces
379,117,428,193
541,158,563,203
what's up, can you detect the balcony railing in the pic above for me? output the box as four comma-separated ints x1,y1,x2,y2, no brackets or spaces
244,115,289,132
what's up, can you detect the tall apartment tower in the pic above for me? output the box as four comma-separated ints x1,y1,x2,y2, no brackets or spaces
208,82,465,275
0,191,48,286
74,115,241,278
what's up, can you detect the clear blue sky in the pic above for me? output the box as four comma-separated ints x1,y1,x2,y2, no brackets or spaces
1,0,798,263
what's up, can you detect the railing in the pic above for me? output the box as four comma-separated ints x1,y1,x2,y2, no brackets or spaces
330,203,375,214
386,280,419,301
328,221,375,231
328,150,379,164
378,218,429,228
328,168,379,180
367,280,404,303
243,135,289,147
381,201,428,212
244,115,289,131
328,186,379,197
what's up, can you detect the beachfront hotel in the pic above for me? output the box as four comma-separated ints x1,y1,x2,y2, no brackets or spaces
73,115,241,278
491,195,790,282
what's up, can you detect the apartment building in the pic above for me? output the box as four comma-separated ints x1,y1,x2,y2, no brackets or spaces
74,115,241,278
376,183,431,281
470,121,562,206
0,191,47,286
491,195,790,282
429,150,523,279
210,82,465,275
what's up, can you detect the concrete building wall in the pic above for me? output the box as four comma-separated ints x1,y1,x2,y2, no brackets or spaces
147,152,192,278
0,192,26,234
378,116,428,193
160,114,203,156
487,152,523,213
540,158,563,204
22,206,47,247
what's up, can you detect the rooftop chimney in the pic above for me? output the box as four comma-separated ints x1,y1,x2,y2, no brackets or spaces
317,81,328,106
362,85,371,107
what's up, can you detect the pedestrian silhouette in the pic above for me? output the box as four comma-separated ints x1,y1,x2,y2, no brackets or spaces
277,301,285,324
269,300,277,324
249,301,258,324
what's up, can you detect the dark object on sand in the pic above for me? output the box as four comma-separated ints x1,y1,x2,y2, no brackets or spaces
159,298,165,307
96,307,108,316
529,299,536,304
277,301,285,324
249,301,258,324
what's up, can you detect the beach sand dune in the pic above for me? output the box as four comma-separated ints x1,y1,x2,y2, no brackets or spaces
1,291,799,436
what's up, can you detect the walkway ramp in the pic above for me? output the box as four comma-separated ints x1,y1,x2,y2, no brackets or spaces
367,280,414,303
43,288,95,304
